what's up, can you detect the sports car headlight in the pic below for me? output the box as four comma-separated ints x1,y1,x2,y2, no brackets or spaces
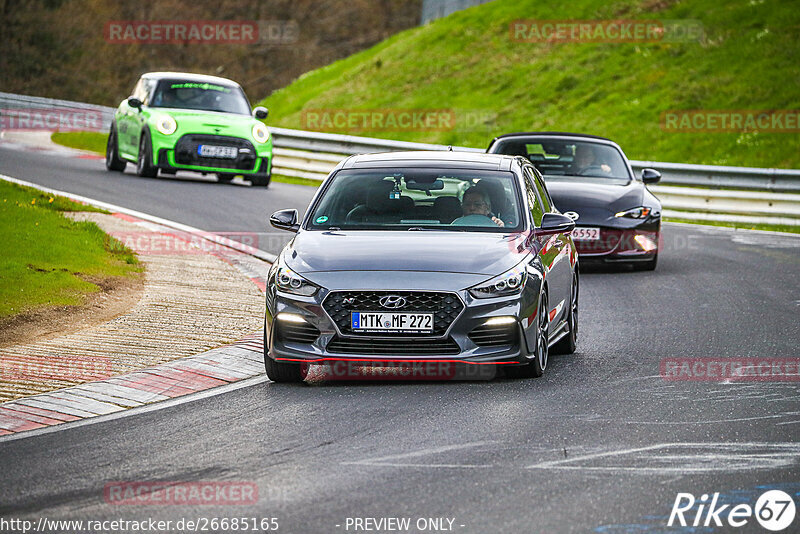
469,263,527,299
615,206,651,219
155,115,177,135
274,264,318,296
252,122,270,144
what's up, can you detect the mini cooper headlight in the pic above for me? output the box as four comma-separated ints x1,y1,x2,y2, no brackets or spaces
615,206,651,219
469,262,527,299
252,122,270,144
274,263,318,296
155,115,177,135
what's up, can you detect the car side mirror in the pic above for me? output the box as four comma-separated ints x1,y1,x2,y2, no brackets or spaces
641,168,661,184
253,106,269,120
127,97,143,110
270,209,300,232
537,212,575,236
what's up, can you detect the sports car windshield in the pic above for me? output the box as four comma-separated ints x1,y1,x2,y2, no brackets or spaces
493,139,632,184
307,170,524,232
150,80,251,115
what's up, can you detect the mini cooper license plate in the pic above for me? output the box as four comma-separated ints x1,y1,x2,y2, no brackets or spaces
572,227,600,241
351,312,433,333
198,145,238,159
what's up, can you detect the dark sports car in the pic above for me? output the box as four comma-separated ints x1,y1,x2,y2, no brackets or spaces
264,151,579,382
487,133,661,270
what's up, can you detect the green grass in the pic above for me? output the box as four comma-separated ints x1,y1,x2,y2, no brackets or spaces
51,131,107,154
0,180,140,318
258,0,800,169
664,216,800,234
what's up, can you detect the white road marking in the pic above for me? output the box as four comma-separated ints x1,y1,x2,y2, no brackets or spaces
342,441,495,468
526,442,800,473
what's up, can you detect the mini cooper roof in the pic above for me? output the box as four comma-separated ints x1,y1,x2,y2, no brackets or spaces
140,72,242,88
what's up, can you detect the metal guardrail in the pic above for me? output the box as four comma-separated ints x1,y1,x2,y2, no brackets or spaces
2,92,799,225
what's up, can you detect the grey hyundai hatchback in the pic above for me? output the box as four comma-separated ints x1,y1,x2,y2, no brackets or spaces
264,151,579,382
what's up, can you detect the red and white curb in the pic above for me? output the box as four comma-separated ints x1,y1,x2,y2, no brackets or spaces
0,174,274,441
0,333,266,438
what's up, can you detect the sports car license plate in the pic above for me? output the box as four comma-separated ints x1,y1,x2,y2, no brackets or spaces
351,312,433,333
572,227,600,241
198,145,238,159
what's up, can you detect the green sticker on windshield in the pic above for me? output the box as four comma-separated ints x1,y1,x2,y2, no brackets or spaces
315,215,329,224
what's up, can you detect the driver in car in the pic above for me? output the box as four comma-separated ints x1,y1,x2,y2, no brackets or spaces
571,144,612,176
451,189,504,227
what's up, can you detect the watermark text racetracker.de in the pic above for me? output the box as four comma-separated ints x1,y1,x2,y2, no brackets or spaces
510,19,704,43
300,109,497,133
0,108,105,132
104,20,298,45
307,360,497,382
104,481,258,505
661,357,800,382
1,355,112,382
661,110,800,132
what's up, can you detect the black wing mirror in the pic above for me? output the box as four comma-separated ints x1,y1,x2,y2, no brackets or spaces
641,168,661,184
270,209,300,232
537,212,575,236
127,97,143,109
253,106,269,120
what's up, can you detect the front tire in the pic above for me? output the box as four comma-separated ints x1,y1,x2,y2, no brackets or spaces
552,273,578,355
263,326,307,383
633,253,658,271
105,126,126,172
250,171,271,188
136,131,158,178
506,293,549,379
264,356,307,383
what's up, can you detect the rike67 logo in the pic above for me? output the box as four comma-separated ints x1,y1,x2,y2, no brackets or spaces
668,490,796,531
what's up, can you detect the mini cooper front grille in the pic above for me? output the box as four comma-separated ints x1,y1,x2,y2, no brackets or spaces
322,291,464,337
326,336,460,355
468,323,518,348
174,134,257,170
276,321,320,345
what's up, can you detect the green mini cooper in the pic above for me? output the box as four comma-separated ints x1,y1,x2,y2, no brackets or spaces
106,72,273,187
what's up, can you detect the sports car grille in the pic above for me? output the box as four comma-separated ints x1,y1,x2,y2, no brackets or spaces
174,134,256,170
468,323,518,348
322,291,464,337
326,336,460,355
276,321,320,344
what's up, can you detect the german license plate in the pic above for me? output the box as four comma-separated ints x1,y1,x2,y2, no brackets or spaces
351,312,433,333
572,227,600,241
198,145,238,159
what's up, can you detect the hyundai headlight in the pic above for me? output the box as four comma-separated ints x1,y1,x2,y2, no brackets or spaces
469,262,527,299
273,261,318,296
615,206,651,219
252,122,270,144
155,115,177,135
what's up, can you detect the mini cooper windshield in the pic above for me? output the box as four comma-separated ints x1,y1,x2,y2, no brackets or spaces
307,170,524,232
150,79,251,115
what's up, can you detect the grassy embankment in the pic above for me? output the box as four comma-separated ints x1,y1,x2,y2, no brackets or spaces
0,180,140,319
